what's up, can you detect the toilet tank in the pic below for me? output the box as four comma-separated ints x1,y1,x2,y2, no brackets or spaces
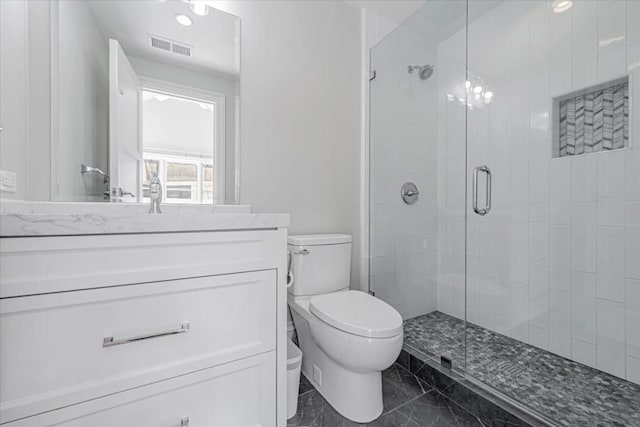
288,234,352,296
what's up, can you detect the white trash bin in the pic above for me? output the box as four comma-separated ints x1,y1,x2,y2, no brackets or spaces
287,338,303,419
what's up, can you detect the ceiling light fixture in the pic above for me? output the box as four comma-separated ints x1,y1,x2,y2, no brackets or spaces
473,85,483,94
552,0,573,13
175,14,193,26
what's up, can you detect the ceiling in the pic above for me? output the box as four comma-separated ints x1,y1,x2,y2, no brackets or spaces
345,0,427,24
347,0,503,43
87,0,240,76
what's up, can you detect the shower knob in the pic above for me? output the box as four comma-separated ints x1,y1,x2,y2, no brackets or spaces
401,182,419,205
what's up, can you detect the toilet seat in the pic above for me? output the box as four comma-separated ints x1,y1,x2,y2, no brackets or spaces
309,290,402,338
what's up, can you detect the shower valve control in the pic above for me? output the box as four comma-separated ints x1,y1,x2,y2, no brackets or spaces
401,182,419,205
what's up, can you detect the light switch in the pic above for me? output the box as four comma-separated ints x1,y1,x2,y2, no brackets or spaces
0,170,17,192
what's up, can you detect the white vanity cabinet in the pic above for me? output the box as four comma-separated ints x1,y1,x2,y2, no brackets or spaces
0,225,288,427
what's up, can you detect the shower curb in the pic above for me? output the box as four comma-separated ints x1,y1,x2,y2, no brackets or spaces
396,347,554,427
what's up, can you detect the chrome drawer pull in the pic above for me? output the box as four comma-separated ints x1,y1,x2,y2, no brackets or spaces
102,323,190,348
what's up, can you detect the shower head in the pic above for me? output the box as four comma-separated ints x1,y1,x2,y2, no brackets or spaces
408,64,434,80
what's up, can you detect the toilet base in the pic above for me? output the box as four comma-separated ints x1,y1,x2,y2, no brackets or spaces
293,310,384,423
302,346,383,423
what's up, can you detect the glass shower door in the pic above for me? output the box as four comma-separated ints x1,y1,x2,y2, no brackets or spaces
464,1,639,424
368,0,468,373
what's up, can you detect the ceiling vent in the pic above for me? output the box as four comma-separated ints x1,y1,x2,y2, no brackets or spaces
171,43,192,57
150,36,171,52
149,35,193,58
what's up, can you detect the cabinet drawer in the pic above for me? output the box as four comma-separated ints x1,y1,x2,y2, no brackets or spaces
0,270,276,423
0,230,284,297
4,351,276,427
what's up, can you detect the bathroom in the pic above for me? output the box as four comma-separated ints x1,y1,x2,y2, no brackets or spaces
0,0,638,425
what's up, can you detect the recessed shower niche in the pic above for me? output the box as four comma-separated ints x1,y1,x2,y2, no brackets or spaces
553,76,630,158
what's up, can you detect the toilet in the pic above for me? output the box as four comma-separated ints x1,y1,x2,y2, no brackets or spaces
287,234,403,423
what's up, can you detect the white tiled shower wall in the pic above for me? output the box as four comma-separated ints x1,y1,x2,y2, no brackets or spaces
436,0,640,384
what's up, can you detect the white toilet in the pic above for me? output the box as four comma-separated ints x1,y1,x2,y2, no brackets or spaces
287,234,403,423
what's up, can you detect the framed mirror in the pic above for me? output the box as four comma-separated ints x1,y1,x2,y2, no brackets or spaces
0,0,240,204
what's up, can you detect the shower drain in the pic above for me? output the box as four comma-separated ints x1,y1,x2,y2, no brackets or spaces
494,361,527,379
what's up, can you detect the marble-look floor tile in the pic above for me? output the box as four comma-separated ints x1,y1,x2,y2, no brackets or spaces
396,391,485,427
381,363,431,414
298,373,315,396
288,363,482,427
367,409,422,427
287,390,328,427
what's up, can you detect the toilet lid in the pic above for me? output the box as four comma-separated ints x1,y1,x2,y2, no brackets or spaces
309,290,403,338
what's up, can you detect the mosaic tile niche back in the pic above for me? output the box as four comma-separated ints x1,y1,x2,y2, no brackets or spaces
557,78,628,157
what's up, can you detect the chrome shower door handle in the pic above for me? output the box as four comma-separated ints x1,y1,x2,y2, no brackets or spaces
485,166,492,214
472,165,491,216
472,166,482,215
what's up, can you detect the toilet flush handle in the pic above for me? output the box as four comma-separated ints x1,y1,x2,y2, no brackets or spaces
287,250,294,288
287,249,308,288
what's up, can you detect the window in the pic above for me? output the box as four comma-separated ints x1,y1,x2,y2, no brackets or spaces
142,155,214,204
140,82,225,203
203,164,214,203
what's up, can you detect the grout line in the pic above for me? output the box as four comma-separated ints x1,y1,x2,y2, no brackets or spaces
572,336,596,346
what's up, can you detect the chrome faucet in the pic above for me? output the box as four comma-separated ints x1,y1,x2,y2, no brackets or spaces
149,174,162,214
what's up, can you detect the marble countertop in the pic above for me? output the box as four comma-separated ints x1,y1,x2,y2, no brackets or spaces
0,200,289,237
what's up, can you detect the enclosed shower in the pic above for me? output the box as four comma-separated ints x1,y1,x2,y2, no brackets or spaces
368,1,640,425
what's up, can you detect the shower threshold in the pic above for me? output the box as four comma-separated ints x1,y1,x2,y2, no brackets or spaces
399,312,640,427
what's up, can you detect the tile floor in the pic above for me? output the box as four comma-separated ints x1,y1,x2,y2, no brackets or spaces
404,311,640,427
287,363,487,426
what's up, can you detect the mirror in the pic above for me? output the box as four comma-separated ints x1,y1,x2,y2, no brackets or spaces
0,0,240,204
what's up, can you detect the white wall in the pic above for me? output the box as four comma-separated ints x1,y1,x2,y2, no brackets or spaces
0,1,29,200
0,0,51,201
54,0,109,201
216,1,362,288
437,0,640,385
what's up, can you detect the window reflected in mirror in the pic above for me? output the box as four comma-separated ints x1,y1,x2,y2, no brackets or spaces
141,89,219,203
